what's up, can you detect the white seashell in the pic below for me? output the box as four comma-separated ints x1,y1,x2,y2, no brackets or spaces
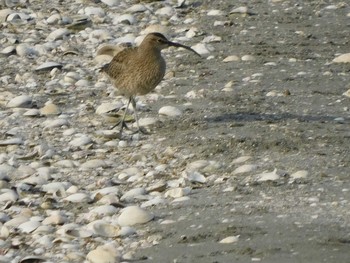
141,196,165,208
186,160,210,171
16,44,37,57
230,6,248,14
0,189,18,203
185,171,207,183
118,206,153,226
0,138,23,146
6,95,32,108
333,53,350,63
40,102,61,115
191,43,211,55
22,174,48,186
42,182,70,196
64,193,91,203
343,89,350,98
113,14,135,25
0,225,9,239
46,28,70,41
89,221,120,237
203,35,222,43
18,220,41,233
256,169,279,182
119,226,136,237
0,9,13,22
35,62,62,72
84,7,105,17
96,102,122,114
53,160,76,168
155,6,175,16
172,196,190,202
159,106,183,117
43,118,69,129
290,170,308,179
86,242,120,263
1,45,16,55
207,9,225,16
23,109,40,117
164,187,191,198
69,135,92,147
90,205,118,216
89,29,112,42
120,187,146,202
223,55,240,62
4,215,29,227
46,13,61,24
241,54,256,61
101,0,119,6
42,212,67,225
232,156,251,164
80,159,107,170
126,4,147,13
219,235,239,243
233,164,257,175
138,117,159,127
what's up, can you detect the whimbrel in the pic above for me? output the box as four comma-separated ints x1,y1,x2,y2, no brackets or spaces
101,32,200,137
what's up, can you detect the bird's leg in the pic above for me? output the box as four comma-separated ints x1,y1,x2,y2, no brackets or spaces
118,96,132,136
131,97,149,134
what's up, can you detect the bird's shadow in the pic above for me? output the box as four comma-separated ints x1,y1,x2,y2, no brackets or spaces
206,111,349,124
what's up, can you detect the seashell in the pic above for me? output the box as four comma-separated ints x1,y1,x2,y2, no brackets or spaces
4,215,29,227
40,102,61,115
185,171,207,183
89,220,120,237
241,55,256,61
223,55,240,62
233,164,257,175
23,109,40,117
256,169,279,182
333,53,350,63
6,95,32,108
95,102,122,114
46,28,71,41
80,159,108,170
18,220,41,233
69,135,92,147
42,182,70,197
230,6,249,14
290,170,308,179
84,6,105,17
219,235,239,243
1,45,16,55
89,205,118,216
141,196,165,208
0,225,9,239
86,242,120,263
191,43,211,55
113,14,136,25
64,193,91,203
0,189,18,203
46,13,61,24
126,4,147,13
89,29,112,42
43,118,69,129
158,106,183,117
164,187,191,198
0,138,23,146
118,206,153,226
42,212,67,225
232,156,251,164
0,9,13,22
20,256,47,263
120,187,146,202
155,6,175,16
343,89,350,98
207,9,225,16
35,62,63,72
101,0,119,6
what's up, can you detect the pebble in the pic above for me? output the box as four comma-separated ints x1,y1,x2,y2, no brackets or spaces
233,164,257,175
87,243,120,263
256,169,280,182
219,235,240,243
290,170,308,179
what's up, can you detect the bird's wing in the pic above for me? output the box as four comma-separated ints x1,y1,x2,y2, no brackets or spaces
103,47,136,78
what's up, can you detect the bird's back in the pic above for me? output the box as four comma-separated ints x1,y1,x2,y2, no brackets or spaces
103,46,166,96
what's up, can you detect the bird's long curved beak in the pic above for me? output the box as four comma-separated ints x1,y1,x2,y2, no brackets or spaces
168,41,201,57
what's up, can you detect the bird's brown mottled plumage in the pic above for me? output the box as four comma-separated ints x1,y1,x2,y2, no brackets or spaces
102,32,200,137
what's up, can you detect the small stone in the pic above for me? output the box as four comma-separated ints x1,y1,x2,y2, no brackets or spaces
86,243,120,263
333,53,350,63
233,164,257,175
35,62,63,72
219,235,239,243
46,28,71,41
290,170,308,179
223,55,240,62
40,102,61,115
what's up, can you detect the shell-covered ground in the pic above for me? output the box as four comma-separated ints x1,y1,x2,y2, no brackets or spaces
0,0,350,262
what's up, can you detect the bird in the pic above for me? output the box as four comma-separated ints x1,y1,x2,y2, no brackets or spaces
101,32,200,137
